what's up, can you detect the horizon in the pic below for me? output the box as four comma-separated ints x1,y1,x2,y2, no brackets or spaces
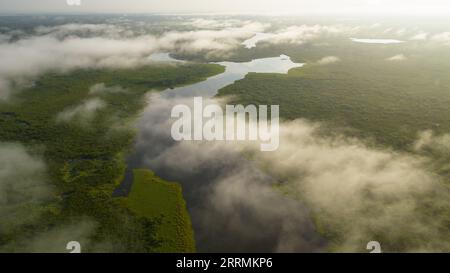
1,0,450,16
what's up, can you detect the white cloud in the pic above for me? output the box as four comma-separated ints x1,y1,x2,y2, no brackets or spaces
432,32,450,44
0,143,53,232
0,22,268,100
254,120,449,251
266,25,358,45
159,21,268,53
0,34,11,44
131,94,450,252
15,221,98,253
396,28,407,36
386,54,407,61
410,32,428,40
317,56,340,65
414,130,450,152
89,83,127,95
56,97,106,123
34,23,133,39
183,18,257,29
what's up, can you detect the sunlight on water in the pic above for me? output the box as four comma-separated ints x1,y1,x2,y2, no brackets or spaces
160,54,304,98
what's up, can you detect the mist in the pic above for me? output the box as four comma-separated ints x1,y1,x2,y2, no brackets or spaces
122,94,450,252
0,20,266,100
0,143,53,233
1,17,449,100
1,14,449,252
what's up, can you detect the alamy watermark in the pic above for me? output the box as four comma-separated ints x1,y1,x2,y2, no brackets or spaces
66,241,81,253
171,97,280,151
367,241,382,253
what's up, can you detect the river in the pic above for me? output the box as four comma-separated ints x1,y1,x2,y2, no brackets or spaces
113,52,327,252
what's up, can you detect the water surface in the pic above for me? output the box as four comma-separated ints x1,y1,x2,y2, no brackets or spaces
113,53,327,252
162,54,304,99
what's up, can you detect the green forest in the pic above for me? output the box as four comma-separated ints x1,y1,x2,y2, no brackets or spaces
0,63,224,252
217,38,450,252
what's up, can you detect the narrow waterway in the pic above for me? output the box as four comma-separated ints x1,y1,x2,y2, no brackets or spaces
115,53,303,195
114,53,327,252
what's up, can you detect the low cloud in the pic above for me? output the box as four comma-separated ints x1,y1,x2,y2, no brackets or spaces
266,25,358,45
396,28,407,36
56,97,106,123
130,95,326,252
89,83,128,95
386,54,407,61
410,32,428,41
432,32,450,44
159,21,267,54
256,120,449,252
34,23,134,39
183,18,261,30
0,144,101,253
0,21,267,100
127,94,449,252
0,143,53,233
317,56,340,65
3,221,99,253
414,130,450,152
0,33,11,43
0,35,158,99
240,24,359,48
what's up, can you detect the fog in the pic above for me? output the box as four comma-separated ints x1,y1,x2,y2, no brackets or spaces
124,94,450,252
0,15,449,252
0,21,266,99
1,17,449,100
0,143,53,233
56,97,106,123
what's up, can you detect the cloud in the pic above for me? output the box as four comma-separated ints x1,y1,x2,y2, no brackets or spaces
255,120,449,252
240,24,359,48
0,144,102,253
0,22,268,100
124,94,326,252
0,218,106,253
0,33,11,44
126,94,449,252
414,130,450,152
242,32,275,49
317,56,340,65
89,83,128,95
56,97,106,123
0,35,159,100
396,28,407,36
34,23,134,39
386,54,407,61
0,143,53,233
266,25,358,45
410,32,428,40
432,32,450,44
183,18,258,30
159,21,268,53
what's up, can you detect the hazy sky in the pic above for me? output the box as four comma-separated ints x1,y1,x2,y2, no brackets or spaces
1,0,450,15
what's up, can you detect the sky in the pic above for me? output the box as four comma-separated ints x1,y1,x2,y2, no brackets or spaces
1,0,450,15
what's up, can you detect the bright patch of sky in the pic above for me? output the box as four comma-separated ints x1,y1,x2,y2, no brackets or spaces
1,0,450,15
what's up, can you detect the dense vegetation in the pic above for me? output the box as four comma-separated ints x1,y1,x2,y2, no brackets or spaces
218,38,450,151
119,169,195,253
0,63,224,252
217,38,450,252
